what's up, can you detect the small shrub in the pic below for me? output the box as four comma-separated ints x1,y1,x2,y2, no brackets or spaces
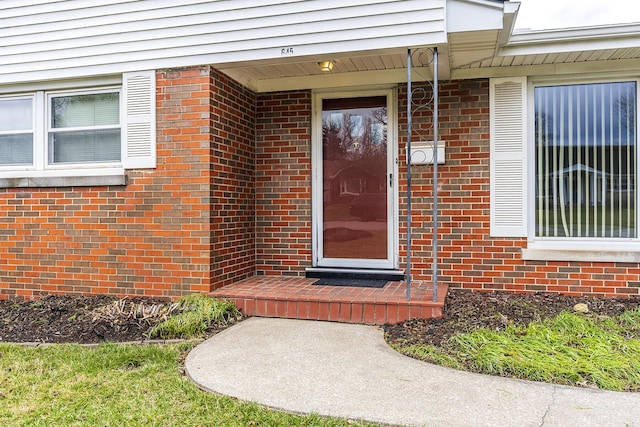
147,294,240,340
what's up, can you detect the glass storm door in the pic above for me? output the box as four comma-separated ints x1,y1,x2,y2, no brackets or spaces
314,91,396,269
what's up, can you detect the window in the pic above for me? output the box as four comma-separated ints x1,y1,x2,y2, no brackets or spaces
491,76,640,261
0,88,121,170
534,82,637,239
0,97,34,166
49,91,121,164
0,70,156,187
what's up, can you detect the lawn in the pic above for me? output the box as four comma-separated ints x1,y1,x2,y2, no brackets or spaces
0,342,377,427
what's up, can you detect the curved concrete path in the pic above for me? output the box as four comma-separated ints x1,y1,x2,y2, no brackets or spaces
185,317,640,426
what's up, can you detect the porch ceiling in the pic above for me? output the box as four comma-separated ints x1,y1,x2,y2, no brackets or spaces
217,21,640,91
216,49,425,93
216,29,502,93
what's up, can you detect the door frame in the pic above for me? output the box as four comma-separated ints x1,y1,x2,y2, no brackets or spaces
311,87,398,269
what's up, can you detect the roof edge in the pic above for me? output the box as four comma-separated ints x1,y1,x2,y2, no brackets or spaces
509,22,640,45
498,21,640,57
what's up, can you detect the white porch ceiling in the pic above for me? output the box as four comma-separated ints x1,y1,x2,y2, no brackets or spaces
216,29,500,93
218,30,640,93
217,49,422,93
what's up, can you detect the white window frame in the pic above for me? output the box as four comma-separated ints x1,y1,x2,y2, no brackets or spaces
45,87,122,170
0,94,36,169
522,75,640,262
0,82,125,179
0,71,156,186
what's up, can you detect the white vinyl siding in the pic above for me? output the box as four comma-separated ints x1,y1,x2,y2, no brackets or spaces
0,0,445,85
490,77,528,237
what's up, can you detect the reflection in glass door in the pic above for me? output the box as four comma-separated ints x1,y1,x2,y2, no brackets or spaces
319,95,392,266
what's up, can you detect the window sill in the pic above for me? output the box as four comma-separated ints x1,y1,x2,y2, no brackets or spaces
522,246,640,263
0,173,127,188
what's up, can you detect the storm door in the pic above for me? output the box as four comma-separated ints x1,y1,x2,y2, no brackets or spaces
313,90,397,269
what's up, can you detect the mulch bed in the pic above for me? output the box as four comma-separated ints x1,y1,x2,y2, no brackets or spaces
0,295,179,344
1,290,639,346
384,289,640,348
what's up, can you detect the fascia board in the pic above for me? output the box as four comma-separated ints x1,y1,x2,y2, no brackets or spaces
501,23,640,56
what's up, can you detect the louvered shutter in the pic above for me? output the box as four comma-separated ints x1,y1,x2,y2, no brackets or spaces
490,77,527,237
122,71,156,169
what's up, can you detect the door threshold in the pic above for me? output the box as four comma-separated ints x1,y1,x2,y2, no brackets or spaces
305,267,405,281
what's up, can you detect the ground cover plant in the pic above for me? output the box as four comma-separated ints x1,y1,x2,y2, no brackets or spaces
146,293,241,339
385,290,640,391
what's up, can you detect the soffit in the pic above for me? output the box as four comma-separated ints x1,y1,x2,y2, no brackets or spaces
451,23,640,78
217,4,639,89
217,49,435,93
218,30,504,93
473,47,640,69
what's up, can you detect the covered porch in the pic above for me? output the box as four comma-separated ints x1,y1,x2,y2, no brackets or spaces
202,1,512,323
211,276,447,325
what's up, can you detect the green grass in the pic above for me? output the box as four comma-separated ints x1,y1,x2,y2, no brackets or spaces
147,294,241,340
393,309,640,391
0,342,377,427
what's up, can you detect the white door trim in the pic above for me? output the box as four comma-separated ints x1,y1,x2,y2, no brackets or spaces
311,87,398,269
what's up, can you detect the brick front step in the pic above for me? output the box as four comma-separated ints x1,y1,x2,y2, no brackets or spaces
210,276,447,325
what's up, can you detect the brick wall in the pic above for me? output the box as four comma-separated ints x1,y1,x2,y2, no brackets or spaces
0,66,256,299
3,69,639,300
208,70,256,288
397,80,640,297
255,91,312,276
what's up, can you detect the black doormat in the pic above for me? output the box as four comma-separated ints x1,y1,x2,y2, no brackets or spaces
312,278,388,288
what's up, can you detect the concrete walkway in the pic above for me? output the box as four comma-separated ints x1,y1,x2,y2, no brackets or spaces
185,317,640,427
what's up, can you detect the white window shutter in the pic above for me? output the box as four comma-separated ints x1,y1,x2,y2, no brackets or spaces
490,77,527,237
122,70,156,169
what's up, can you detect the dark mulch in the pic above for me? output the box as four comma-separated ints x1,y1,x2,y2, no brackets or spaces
384,289,640,348
0,295,180,344
2,290,640,346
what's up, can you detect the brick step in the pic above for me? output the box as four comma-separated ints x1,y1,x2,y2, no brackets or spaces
210,276,446,325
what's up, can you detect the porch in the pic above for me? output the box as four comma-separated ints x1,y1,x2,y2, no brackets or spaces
210,276,447,325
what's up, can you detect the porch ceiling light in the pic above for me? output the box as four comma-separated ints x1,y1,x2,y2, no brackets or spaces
318,60,334,72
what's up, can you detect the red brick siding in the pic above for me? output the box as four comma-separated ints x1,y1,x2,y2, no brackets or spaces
208,70,256,288
3,67,639,300
0,66,256,299
255,91,312,276
397,80,640,297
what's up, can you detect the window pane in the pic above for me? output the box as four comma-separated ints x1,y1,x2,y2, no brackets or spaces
321,96,388,260
52,92,119,128
0,98,32,131
49,129,121,163
535,82,636,238
0,134,33,166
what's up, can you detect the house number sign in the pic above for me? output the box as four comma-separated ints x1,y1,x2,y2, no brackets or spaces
280,47,295,56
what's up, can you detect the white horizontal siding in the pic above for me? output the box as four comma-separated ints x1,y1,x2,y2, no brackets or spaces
0,0,446,85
